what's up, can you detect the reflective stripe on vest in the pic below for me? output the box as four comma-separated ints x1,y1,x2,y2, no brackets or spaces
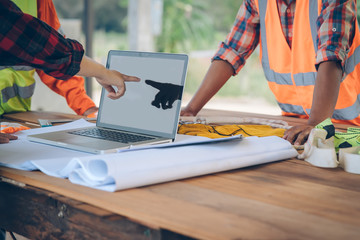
256,0,360,122
1,81,35,103
0,68,35,115
0,66,35,71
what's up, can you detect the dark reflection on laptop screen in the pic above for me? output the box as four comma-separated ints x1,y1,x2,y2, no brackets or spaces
98,52,187,138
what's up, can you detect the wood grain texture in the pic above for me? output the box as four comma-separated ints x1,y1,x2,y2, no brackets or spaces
1,160,360,240
0,181,163,240
1,109,360,239
0,180,195,240
2,111,82,124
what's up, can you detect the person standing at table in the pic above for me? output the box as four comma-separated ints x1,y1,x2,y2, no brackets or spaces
0,0,140,144
0,0,98,118
181,0,360,146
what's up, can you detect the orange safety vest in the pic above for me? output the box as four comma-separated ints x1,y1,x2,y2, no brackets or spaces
253,0,360,125
36,0,95,115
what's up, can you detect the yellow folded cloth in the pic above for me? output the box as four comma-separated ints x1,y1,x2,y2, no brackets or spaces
0,122,30,134
178,123,285,139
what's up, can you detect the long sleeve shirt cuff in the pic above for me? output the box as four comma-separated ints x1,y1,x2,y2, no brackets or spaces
212,42,246,75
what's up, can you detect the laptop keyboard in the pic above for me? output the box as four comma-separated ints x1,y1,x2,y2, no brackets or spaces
69,128,155,143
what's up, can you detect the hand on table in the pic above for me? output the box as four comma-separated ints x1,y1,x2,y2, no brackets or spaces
145,80,183,110
283,124,315,146
0,133,17,144
83,106,99,118
180,105,198,116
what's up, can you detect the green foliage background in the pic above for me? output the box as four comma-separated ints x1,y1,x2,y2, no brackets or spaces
54,0,360,52
53,0,359,106
54,0,241,52
358,1,360,23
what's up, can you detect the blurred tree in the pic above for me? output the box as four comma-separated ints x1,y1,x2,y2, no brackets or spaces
93,0,127,32
54,0,128,33
206,0,242,33
53,0,82,19
53,0,358,52
156,0,215,53
358,1,360,24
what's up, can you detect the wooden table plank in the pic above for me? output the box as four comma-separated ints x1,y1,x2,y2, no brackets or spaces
0,181,162,240
1,160,360,240
1,111,82,124
1,110,360,239
145,181,359,240
182,167,360,226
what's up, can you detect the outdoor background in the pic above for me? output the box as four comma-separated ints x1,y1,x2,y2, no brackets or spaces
31,0,360,116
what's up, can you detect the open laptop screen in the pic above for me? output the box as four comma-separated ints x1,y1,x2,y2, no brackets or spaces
97,51,188,139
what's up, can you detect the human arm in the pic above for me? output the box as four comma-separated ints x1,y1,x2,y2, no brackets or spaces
283,0,356,145
283,61,342,145
82,106,98,117
0,0,140,100
181,60,234,116
0,0,138,144
37,70,97,115
0,0,84,79
77,56,140,100
181,0,260,116
36,0,97,115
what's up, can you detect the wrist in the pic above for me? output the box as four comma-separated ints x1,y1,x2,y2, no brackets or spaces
307,115,328,127
94,66,110,84
307,120,319,127
184,104,200,116
79,56,107,79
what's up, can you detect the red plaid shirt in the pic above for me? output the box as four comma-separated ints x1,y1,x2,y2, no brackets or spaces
0,0,84,80
214,0,357,74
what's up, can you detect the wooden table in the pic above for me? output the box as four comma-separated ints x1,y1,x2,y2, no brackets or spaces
1,109,360,240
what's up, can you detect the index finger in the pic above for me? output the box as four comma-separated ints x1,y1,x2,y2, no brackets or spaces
123,75,140,82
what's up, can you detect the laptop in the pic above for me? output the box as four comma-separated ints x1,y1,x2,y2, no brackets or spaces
28,50,188,154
